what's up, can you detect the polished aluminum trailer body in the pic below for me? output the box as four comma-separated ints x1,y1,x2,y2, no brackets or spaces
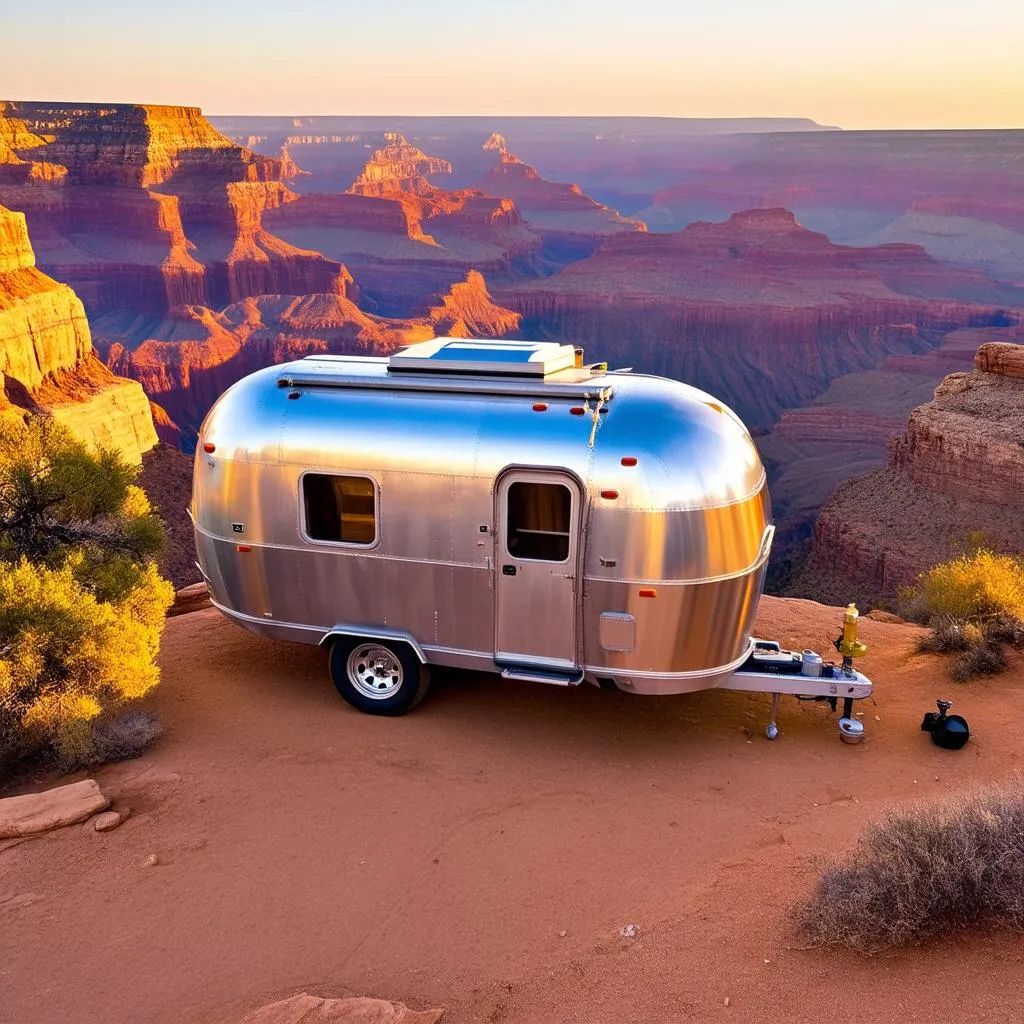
192,340,775,695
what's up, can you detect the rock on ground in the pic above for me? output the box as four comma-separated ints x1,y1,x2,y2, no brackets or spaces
88,810,125,833
239,994,443,1024
0,779,109,839
169,581,212,617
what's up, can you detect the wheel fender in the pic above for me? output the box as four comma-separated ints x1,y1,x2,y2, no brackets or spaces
319,626,427,664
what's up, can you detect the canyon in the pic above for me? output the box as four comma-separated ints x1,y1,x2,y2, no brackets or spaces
0,101,347,318
2,101,1023,597
495,208,1019,430
95,269,519,444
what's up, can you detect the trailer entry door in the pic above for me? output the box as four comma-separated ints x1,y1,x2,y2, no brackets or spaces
495,471,581,669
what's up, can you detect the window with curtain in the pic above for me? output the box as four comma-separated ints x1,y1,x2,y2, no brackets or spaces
506,482,571,561
303,474,377,544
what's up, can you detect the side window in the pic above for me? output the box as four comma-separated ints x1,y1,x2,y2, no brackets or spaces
506,482,571,561
303,474,377,545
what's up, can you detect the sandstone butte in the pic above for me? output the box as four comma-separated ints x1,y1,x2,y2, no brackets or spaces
346,131,453,197
0,100,347,318
96,269,520,444
0,202,156,463
495,208,1021,431
792,338,1024,604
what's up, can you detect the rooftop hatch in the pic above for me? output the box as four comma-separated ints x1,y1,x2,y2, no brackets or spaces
387,338,578,377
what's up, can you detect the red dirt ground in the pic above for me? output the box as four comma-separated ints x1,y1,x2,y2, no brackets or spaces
3,597,1024,1024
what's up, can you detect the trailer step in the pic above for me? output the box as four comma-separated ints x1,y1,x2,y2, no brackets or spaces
500,666,585,687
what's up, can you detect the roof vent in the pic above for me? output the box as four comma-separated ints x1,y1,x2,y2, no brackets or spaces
388,338,578,377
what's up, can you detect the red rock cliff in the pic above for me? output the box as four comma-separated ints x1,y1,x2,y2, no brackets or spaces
0,203,157,462
793,341,1024,603
0,101,347,316
497,209,1009,430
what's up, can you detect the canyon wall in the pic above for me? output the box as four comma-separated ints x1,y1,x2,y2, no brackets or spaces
792,342,1024,605
0,203,156,462
497,209,1010,430
97,271,518,445
0,101,348,317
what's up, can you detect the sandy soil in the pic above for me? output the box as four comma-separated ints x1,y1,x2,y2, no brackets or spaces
3,597,1024,1024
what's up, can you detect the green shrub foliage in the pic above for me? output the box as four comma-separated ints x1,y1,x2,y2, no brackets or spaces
0,418,173,768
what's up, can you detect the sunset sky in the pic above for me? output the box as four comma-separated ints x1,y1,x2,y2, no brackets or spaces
5,0,1022,128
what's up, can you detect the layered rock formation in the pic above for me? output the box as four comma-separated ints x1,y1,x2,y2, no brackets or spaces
0,101,346,317
638,129,1024,243
792,342,1024,604
347,133,452,196
861,208,1024,283
0,203,156,462
422,270,521,337
97,271,518,444
475,134,644,258
498,209,1013,430
264,181,540,316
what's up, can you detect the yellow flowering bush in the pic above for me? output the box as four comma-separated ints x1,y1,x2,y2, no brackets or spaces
0,418,173,768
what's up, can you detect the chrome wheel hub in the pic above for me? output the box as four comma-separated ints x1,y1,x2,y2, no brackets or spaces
347,644,403,700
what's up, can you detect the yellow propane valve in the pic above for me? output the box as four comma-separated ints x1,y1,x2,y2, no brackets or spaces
835,602,868,661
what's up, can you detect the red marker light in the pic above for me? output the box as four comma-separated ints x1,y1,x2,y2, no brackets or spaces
236,545,252,553
203,442,216,453
532,403,548,412
569,406,585,416
600,489,619,500
639,588,657,598
621,457,638,467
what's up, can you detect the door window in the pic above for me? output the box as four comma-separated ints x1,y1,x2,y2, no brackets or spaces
506,482,571,561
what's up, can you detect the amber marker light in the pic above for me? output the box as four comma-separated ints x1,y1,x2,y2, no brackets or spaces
203,442,216,453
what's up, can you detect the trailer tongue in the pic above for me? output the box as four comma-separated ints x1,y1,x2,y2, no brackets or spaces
718,603,873,741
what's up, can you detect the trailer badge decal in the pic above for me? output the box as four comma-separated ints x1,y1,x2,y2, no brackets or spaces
232,523,245,534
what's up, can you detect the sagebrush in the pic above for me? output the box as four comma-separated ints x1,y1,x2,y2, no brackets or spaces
793,784,1024,953
0,418,173,769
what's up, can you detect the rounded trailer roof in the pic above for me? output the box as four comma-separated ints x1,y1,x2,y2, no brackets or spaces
199,348,766,513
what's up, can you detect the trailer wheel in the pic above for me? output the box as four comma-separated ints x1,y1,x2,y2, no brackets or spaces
329,637,430,716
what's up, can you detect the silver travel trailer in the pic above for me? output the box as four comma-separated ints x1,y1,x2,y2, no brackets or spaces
192,338,873,741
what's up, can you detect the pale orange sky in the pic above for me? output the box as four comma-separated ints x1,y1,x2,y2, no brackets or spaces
5,0,1023,128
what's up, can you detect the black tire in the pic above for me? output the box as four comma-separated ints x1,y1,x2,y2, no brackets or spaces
328,637,431,716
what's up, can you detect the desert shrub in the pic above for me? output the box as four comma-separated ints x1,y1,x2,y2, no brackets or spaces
0,418,174,770
793,784,1024,953
902,550,1024,681
913,550,1024,624
916,616,973,654
89,710,164,765
950,643,1008,683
